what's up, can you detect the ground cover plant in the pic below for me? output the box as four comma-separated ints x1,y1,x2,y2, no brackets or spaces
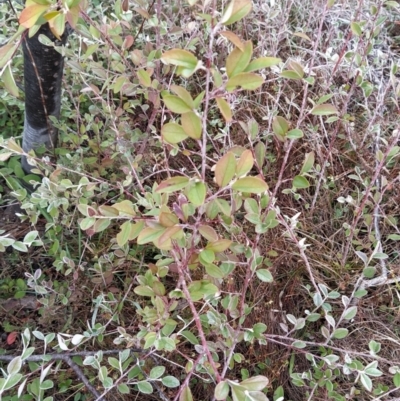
0,0,400,400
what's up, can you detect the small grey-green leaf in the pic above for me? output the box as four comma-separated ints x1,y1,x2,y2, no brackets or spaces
333,328,348,339
256,269,273,282
343,306,357,320
149,366,165,379
161,376,180,388
7,357,22,375
292,340,306,349
118,383,130,394
137,381,153,394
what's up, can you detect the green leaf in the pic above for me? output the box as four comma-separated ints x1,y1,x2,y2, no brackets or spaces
332,328,348,339
360,372,372,391
354,289,367,298
193,91,205,108
133,285,154,297
12,242,28,252
137,227,165,244
0,43,18,69
272,116,289,140
1,64,19,97
117,383,130,394
156,176,189,193
199,249,215,265
222,0,252,25
117,221,132,247
207,198,231,217
170,85,195,108
215,152,236,187
306,313,321,322
162,122,188,144
226,40,253,78
350,21,362,36
310,104,338,116
273,386,284,401
393,372,400,387
137,381,153,394
181,112,202,139
199,225,219,242
23,231,38,245
188,281,218,301
7,357,22,375
187,182,206,206
181,330,199,345
179,385,193,401
156,225,182,249
287,128,303,139
161,376,180,388
19,4,49,28
244,198,259,214
256,269,273,282
343,306,357,320
220,30,245,49
3,373,22,391
231,386,246,401
205,264,225,279
300,152,314,175
240,375,269,391
159,212,179,227
253,323,267,335
293,175,310,189
363,266,376,278
232,177,268,193
40,380,53,390
161,49,198,69
49,12,66,39
113,200,136,216
236,149,254,177
150,366,165,379
206,239,232,253
254,142,265,168
163,95,193,114
93,218,111,233
129,221,145,240
226,72,264,92
292,341,306,349
137,69,152,87
176,65,198,78
108,357,120,371
368,340,381,355
288,60,304,77
244,57,281,72
216,97,232,122
156,337,176,351
215,381,230,400
364,367,382,377
280,70,303,80
98,205,119,217
143,332,157,349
